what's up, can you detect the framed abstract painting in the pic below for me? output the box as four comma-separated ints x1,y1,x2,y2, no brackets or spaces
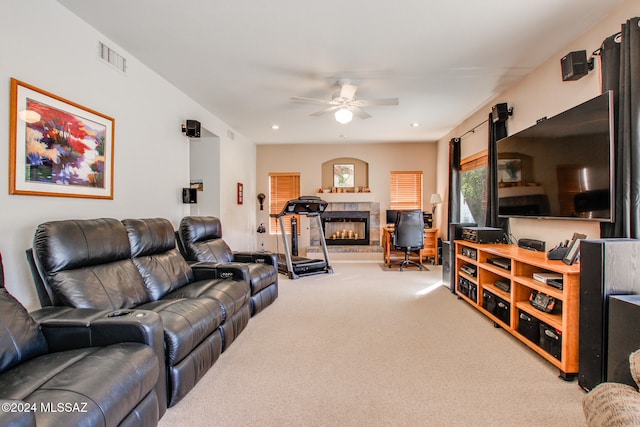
9,78,115,199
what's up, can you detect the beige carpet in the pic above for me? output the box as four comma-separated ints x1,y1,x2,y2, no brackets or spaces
158,262,586,427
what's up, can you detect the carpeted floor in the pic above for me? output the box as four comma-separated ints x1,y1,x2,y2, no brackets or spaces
379,262,430,271
158,262,586,427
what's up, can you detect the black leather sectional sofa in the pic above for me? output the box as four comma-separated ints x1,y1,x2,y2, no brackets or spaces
12,216,279,425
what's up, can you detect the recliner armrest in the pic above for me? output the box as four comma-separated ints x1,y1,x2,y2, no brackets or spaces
233,251,278,267
191,261,250,282
30,306,167,416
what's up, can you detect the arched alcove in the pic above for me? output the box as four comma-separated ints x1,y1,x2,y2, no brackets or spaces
321,157,369,191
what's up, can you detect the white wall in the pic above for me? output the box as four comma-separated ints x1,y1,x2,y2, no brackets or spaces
435,0,639,245
0,0,256,309
189,134,222,217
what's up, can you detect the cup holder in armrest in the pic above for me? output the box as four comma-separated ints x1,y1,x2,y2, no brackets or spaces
106,310,134,318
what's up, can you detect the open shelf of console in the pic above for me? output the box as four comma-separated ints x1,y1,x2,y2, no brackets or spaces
454,240,580,379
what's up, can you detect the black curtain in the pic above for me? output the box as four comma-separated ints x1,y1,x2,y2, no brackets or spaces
486,114,507,228
599,17,640,238
447,137,461,232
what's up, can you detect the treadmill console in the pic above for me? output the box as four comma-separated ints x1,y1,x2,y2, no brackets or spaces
279,196,328,216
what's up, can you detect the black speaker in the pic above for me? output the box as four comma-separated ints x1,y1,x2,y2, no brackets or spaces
185,120,201,138
561,50,589,81
579,239,640,391
518,238,546,252
182,188,197,204
492,103,509,123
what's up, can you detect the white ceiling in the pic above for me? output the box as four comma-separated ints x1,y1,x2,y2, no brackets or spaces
57,0,622,144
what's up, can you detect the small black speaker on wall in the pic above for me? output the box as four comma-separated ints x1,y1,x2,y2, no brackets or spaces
185,120,201,138
492,103,509,123
561,50,591,81
182,188,197,204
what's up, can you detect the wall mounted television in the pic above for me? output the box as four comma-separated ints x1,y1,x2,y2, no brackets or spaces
497,91,614,222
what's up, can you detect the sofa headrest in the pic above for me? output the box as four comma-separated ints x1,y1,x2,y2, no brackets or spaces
179,216,222,244
33,218,131,273
123,218,177,257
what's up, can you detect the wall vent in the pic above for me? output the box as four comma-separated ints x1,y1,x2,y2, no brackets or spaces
98,42,127,73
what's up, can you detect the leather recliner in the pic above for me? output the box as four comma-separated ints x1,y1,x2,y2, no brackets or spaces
178,216,278,316
0,252,163,427
29,218,249,408
122,218,251,351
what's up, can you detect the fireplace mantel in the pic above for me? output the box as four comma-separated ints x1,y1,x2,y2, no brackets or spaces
315,192,375,203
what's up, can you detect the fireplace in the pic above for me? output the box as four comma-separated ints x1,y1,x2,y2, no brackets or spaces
321,211,369,246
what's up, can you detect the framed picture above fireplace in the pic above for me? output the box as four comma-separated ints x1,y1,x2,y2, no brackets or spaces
333,163,354,188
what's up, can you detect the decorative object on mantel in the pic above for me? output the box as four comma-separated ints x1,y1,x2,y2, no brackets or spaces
9,78,115,199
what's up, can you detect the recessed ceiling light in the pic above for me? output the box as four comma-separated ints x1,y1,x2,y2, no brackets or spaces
271,124,280,130
410,122,421,127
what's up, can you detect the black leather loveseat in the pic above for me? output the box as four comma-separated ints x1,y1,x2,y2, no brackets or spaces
0,253,164,427
178,216,278,316
28,218,251,408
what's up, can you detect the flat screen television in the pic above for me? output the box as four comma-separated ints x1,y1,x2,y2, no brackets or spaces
497,91,614,222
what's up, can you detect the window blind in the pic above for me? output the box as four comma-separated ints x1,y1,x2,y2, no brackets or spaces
390,171,423,210
269,172,300,234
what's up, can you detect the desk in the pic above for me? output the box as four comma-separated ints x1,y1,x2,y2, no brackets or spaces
383,227,438,266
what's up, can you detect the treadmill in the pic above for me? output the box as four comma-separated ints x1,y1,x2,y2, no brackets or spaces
271,196,333,279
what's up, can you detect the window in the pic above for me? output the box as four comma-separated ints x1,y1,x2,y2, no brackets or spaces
390,171,423,210
460,151,487,226
269,172,300,234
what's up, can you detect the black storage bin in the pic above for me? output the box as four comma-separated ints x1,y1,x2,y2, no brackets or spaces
495,297,510,325
539,322,562,360
518,310,540,343
483,290,497,314
458,276,469,297
468,282,478,303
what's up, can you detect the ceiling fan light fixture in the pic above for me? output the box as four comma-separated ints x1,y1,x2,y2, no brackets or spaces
335,107,353,124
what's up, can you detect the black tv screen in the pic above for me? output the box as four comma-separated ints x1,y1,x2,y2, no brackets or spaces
497,91,614,222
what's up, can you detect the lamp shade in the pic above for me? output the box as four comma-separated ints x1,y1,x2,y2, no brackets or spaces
335,107,353,124
430,193,443,204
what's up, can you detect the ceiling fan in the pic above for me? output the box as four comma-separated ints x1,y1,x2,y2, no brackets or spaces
291,80,399,124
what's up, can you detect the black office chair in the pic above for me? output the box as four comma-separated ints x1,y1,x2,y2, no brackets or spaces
391,210,424,271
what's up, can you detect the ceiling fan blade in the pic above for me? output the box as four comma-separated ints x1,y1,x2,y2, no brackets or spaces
355,98,399,106
309,105,342,117
339,84,358,100
291,96,336,106
352,106,372,120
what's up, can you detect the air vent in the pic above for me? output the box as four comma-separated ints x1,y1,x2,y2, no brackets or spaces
98,42,127,73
